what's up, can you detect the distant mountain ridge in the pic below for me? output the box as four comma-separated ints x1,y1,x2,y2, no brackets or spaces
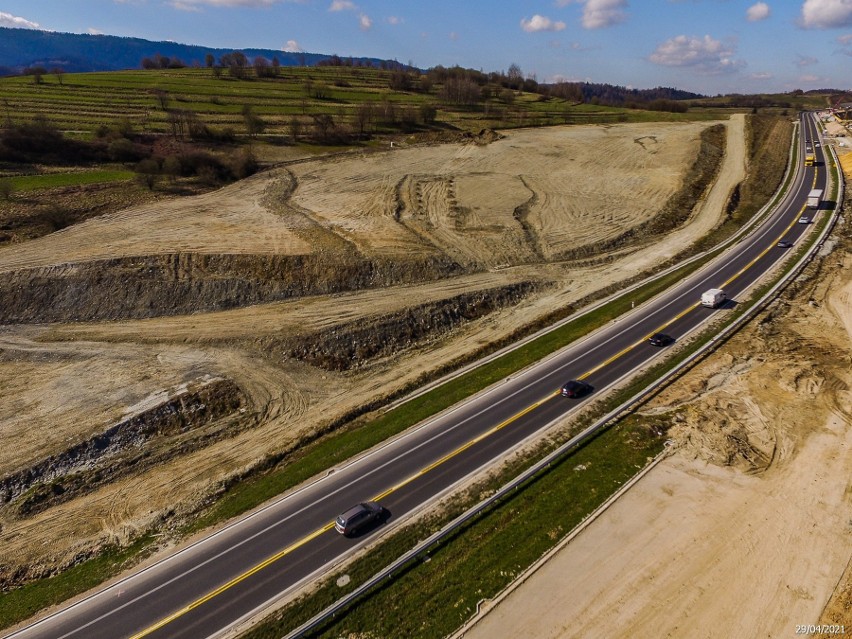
0,27,386,74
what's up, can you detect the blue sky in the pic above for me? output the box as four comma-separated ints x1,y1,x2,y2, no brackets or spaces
1,1,851,95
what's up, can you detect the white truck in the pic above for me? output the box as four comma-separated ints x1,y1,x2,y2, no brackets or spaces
701,288,727,308
807,188,823,208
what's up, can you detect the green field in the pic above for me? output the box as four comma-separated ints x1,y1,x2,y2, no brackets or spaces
7,170,135,191
0,67,727,140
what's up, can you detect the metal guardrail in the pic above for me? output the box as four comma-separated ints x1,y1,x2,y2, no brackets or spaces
281,117,843,639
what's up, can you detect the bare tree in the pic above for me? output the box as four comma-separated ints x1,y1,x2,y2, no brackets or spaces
152,89,170,111
311,113,335,141
0,179,14,201
221,51,249,79
271,57,281,77
24,66,47,84
135,158,160,190
507,63,523,90
354,102,374,138
162,155,182,182
51,67,64,85
288,116,302,142
204,53,215,68
253,56,270,78
242,105,266,137
419,103,437,125
312,82,330,100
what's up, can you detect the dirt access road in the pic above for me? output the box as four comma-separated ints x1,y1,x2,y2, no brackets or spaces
462,171,852,637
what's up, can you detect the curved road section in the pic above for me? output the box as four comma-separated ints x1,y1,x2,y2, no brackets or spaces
6,113,832,639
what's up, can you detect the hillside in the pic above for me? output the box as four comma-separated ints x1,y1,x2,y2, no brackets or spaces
0,26,384,74
0,116,741,597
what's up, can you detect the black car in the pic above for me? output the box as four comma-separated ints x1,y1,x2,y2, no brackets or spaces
777,240,793,248
334,502,384,536
648,332,674,347
561,380,593,398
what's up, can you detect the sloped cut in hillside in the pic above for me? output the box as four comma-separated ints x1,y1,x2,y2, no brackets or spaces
0,122,719,322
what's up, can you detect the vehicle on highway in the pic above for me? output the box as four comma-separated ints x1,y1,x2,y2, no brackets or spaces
798,216,810,224
807,188,823,208
561,380,593,398
700,288,727,308
334,502,384,536
777,240,793,248
648,333,674,347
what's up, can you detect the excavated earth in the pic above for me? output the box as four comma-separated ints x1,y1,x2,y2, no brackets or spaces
0,118,743,593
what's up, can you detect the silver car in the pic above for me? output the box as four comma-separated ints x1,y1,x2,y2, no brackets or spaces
334,502,384,536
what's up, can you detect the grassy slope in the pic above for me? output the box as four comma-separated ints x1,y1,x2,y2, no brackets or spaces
0,67,724,139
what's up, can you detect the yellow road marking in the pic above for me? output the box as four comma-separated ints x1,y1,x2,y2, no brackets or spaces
130,161,821,637
128,523,334,639
129,390,557,638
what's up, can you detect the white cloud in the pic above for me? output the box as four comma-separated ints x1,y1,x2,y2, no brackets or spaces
796,54,818,66
553,0,626,28
87,27,104,35
329,0,356,11
169,0,288,6
520,14,567,32
386,15,403,25
746,2,771,22
0,11,40,29
359,13,372,30
449,31,459,41
283,39,303,52
649,34,746,75
750,71,773,79
169,1,203,11
838,33,852,43
801,0,852,29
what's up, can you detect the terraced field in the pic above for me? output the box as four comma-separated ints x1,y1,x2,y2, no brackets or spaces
0,67,718,138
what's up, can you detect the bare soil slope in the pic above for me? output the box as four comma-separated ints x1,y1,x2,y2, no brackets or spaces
0,117,745,591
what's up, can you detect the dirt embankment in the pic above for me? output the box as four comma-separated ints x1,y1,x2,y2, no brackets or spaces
0,252,462,323
0,377,245,518
259,282,538,371
0,119,747,598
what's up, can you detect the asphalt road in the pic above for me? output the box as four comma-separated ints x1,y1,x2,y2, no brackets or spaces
6,112,832,639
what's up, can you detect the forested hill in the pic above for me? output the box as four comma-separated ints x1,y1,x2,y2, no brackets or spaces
0,27,385,74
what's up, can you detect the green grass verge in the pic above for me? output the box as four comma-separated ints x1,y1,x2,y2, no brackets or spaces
8,170,135,191
0,535,154,627
243,415,668,639
187,253,713,535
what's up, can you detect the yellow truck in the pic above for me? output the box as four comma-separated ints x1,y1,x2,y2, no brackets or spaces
805,153,815,166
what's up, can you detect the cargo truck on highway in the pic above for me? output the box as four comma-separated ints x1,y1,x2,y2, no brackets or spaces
805,153,815,166
701,288,726,308
807,188,823,208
